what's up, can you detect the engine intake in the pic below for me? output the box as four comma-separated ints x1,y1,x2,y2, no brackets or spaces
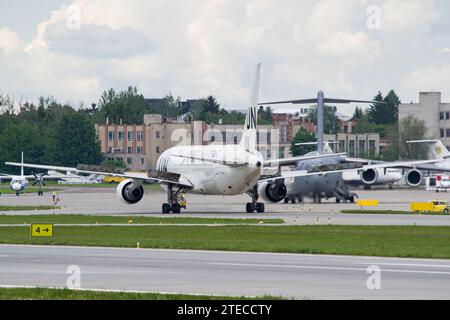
258,182,287,203
406,169,423,187
360,169,378,185
116,179,144,204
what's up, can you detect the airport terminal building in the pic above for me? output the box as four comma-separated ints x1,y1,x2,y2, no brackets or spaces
399,92,450,148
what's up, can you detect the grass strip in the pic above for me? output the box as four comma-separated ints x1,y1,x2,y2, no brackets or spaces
0,287,281,300
0,206,59,211
0,225,449,259
0,214,283,225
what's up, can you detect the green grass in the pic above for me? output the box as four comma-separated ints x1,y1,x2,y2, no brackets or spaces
0,214,283,225
341,210,450,215
0,287,281,300
0,206,59,212
1,225,450,259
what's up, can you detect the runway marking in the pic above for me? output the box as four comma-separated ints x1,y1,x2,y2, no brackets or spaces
210,263,450,275
358,262,450,269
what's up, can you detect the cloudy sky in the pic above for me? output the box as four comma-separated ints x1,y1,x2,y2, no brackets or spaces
0,0,449,115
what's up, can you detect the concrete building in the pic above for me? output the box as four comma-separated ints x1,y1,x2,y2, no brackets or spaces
324,133,380,157
96,115,285,171
399,92,450,147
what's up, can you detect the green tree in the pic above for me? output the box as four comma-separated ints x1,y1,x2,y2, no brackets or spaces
55,113,103,166
352,106,364,121
101,159,128,170
290,128,317,156
308,105,340,134
398,116,427,160
95,87,148,124
0,120,45,174
367,90,400,125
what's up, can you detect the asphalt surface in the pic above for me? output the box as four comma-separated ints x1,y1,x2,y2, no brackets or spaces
0,245,449,299
1,188,450,225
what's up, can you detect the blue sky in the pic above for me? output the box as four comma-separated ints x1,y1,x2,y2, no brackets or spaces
0,0,449,115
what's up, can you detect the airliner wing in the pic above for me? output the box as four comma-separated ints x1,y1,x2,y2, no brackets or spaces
4,162,193,188
264,153,347,166
361,159,444,170
259,168,361,183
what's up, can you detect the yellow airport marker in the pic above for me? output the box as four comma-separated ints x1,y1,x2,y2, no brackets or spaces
30,224,53,237
356,199,379,208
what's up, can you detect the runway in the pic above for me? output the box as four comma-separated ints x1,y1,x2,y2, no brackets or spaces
0,244,449,299
1,188,450,225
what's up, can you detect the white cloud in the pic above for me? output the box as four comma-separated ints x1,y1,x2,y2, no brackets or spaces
400,64,450,100
380,0,439,33
0,28,24,54
0,0,449,111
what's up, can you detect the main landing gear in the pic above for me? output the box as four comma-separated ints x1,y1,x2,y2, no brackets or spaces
246,186,265,213
162,184,186,214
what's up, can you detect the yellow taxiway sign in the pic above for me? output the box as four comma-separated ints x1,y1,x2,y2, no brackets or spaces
30,224,53,237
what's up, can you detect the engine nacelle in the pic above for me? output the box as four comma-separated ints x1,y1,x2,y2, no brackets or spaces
258,182,287,203
116,179,144,205
406,169,423,187
360,169,378,185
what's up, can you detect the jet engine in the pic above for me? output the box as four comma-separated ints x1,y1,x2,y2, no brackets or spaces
360,169,378,185
258,181,287,203
405,169,423,187
116,179,144,204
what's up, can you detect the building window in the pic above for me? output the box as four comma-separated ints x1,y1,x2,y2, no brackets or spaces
108,147,113,153
137,131,143,141
441,129,445,138
440,112,445,120
127,158,132,165
128,131,134,141
339,140,345,152
141,158,145,165
349,141,355,157
108,131,115,141
446,129,450,138
156,131,160,139
127,146,134,154
136,146,143,154
156,146,160,154
118,131,124,141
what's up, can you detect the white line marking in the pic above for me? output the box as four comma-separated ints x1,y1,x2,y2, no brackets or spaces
358,262,450,268
210,263,450,275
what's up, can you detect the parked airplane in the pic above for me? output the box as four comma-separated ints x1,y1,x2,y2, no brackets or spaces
0,153,61,196
47,170,104,184
283,142,401,203
5,64,345,213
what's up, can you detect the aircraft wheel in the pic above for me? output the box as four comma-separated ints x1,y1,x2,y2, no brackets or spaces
162,203,171,214
16,192,20,196
336,199,341,203
172,204,181,214
349,196,355,204
255,203,265,213
284,198,289,204
246,203,255,213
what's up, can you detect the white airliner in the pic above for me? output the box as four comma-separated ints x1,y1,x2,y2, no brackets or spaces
5,64,346,213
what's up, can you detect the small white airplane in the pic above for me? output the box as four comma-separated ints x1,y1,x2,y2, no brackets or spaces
47,170,103,184
5,63,348,213
1,152,49,196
